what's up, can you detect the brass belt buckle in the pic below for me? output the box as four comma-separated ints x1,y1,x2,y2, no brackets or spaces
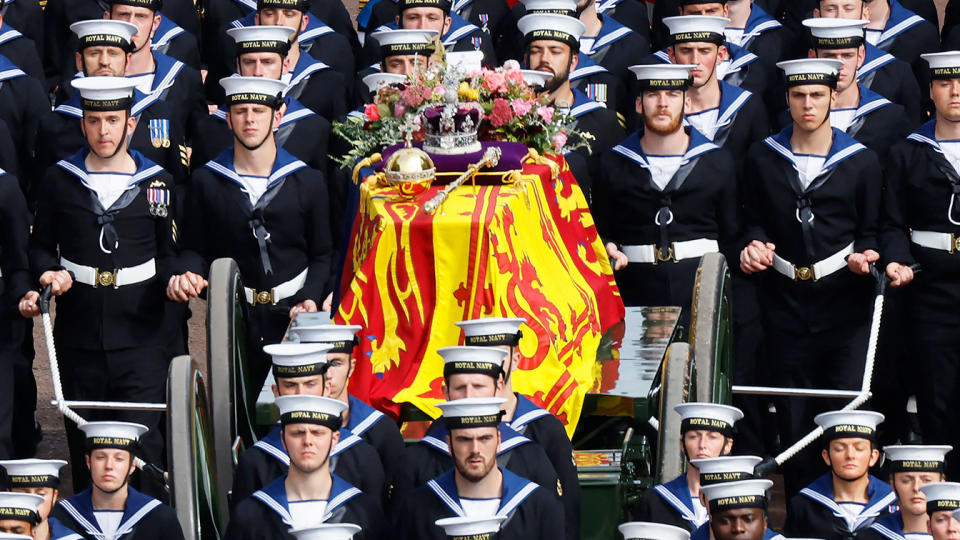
95,268,117,288
655,246,675,265
953,234,960,254
794,266,814,282
255,290,274,305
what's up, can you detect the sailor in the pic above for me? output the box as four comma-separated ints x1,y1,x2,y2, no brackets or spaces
201,0,359,84
879,51,960,481
631,403,743,531
392,397,565,540
35,20,188,189
190,26,334,174
575,0,651,100
392,347,562,515
0,0,43,82
813,1,923,127
660,15,768,163
797,18,909,154
103,0,205,143
784,411,897,539
618,522,691,540
699,479,784,540
918,483,960,540
47,422,185,540
0,492,43,537
355,28,436,103
286,324,406,498
682,457,784,540
225,395,386,539
0,168,28,461
738,58,882,496
19,77,176,493
861,0,939,101
0,48,51,202
208,0,357,101
869,446,951,540
169,76,334,389
696,0,785,77
361,0,496,69
230,342,387,506
595,64,738,314
0,459,67,540
454,317,581,540
289,524,363,540
518,12,624,193
105,0,201,70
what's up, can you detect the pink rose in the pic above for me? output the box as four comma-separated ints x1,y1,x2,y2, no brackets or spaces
537,105,554,123
489,98,513,127
504,68,523,85
433,86,445,96
364,103,380,121
511,98,532,117
482,71,506,93
551,131,568,150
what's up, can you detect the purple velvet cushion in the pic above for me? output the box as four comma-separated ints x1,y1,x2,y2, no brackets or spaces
378,141,530,182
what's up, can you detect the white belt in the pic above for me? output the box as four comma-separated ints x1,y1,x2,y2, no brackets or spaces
244,268,308,305
60,257,156,288
911,230,960,253
621,238,719,264
771,243,853,282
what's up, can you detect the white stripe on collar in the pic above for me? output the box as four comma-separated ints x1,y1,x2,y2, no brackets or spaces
571,100,605,117
151,59,184,94
497,435,530,453
740,19,780,45
444,23,480,45
114,499,162,537
496,482,538,518
857,52,896,78
717,89,753,127
299,25,335,42
234,0,257,10
207,156,307,187
854,95,891,120
254,439,291,466
570,64,607,79
0,67,25,81
132,91,161,117
55,104,83,117
152,25,184,47
59,501,102,539
427,478,465,516
593,26,631,51
870,522,906,540
324,486,362,520
855,492,897,530
653,484,698,523
654,50,670,62
288,61,329,89
878,14,925,46
421,435,449,454
252,491,293,525
280,107,313,125
350,410,384,436
508,408,551,429
330,433,363,457
726,51,758,72
0,28,22,45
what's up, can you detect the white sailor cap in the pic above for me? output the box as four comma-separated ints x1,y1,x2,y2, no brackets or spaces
69,19,138,50
437,397,507,430
776,58,843,88
662,16,730,45
954,508,960,523
521,69,552,87
226,25,296,55
517,14,585,50
0,459,67,488
438,346,508,380
287,324,361,353
0,493,43,525
699,479,774,514
362,72,408,93
520,0,577,16
435,516,506,539
628,64,696,91
922,51,960,80
618,522,691,540
920,482,960,515
814,410,884,442
802,18,867,49
219,76,287,108
883,445,952,474
370,29,438,57
689,456,762,485
275,395,348,431
456,317,526,347
289,524,362,540
673,402,743,437
71,76,138,111
264,342,333,379
0,534,34,539
79,421,148,452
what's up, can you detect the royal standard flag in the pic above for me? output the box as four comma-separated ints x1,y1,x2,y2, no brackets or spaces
336,151,624,435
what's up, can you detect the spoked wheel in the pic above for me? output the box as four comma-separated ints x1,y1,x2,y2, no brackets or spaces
688,253,733,404
167,355,222,540
206,257,256,522
654,342,693,483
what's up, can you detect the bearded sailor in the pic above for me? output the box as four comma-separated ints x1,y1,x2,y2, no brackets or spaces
393,397,564,540
595,64,738,316
225,395,385,540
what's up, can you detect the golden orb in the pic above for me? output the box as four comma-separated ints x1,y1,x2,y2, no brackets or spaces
384,146,436,199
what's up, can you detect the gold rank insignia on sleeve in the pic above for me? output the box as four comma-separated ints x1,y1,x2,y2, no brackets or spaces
557,479,563,496
179,144,190,167
171,219,178,242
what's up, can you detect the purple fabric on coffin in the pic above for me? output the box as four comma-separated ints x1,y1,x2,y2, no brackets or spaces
377,141,529,185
